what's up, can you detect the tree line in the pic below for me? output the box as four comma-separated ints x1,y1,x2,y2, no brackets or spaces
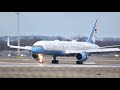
0,37,120,51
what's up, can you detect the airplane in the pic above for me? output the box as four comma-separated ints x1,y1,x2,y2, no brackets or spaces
7,18,120,64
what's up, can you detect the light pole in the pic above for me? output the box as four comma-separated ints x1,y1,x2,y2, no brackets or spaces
16,12,20,56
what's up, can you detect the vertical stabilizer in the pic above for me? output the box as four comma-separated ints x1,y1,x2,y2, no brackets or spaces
86,18,98,44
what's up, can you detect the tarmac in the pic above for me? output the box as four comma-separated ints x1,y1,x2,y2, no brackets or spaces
0,55,120,78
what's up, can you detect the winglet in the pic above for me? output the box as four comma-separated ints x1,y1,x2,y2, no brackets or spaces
7,37,10,46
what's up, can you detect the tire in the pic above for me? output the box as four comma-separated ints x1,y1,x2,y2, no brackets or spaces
76,61,83,64
56,60,59,64
52,60,55,64
52,60,59,64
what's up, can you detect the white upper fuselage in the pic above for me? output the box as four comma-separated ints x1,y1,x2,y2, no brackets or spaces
33,40,99,51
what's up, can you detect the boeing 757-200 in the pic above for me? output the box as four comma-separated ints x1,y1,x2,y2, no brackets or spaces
7,18,120,64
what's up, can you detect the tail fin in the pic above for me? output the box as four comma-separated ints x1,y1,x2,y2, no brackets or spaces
86,18,98,44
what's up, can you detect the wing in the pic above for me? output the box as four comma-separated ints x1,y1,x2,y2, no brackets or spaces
99,45,120,49
7,37,32,50
65,48,120,54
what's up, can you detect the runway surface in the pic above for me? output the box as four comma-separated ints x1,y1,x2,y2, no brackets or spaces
0,61,120,68
0,56,120,78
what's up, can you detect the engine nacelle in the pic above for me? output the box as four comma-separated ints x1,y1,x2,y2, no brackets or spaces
75,52,88,61
32,54,39,60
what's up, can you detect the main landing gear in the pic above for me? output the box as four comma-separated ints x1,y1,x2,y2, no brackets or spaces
51,56,83,64
76,60,83,64
52,56,59,64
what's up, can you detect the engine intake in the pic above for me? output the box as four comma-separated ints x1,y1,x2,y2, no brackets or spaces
75,52,88,61
32,54,39,60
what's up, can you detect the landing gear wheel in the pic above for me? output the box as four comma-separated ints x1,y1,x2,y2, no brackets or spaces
56,60,59,63
52,56,59,64
52,60,59,64
76,61,83,64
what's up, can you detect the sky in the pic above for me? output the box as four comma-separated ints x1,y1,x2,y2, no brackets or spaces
0,12,120,39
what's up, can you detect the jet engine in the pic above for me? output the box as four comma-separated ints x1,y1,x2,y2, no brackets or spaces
75,52,88,61
32,54,44,63
32,54,39,60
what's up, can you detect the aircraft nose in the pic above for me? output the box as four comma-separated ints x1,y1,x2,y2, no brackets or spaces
32,47,44,54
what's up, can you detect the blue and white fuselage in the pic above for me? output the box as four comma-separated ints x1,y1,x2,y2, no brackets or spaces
32,40,99,56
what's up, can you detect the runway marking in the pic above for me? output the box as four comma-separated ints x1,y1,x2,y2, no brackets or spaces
0,61,120,67
42,64,120,68
84,62,96,64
